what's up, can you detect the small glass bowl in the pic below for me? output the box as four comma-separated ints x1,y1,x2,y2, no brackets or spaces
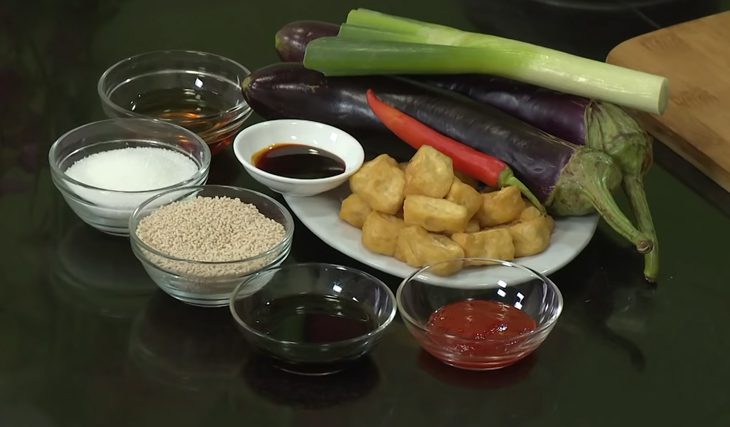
397,258,563,370
49,118,210,236
129,185,294,307
229,263,396,375
98,50,252,154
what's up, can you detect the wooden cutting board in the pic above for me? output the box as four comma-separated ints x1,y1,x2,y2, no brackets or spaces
606,11,730,192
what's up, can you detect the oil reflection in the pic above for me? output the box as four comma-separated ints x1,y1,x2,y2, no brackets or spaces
236,353,380,410
127,292,248,391
51,222,155,319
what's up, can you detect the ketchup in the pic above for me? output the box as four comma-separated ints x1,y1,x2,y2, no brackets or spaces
426,299,537,369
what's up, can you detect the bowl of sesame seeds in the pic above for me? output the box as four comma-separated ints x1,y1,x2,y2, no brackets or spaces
129,185,294,307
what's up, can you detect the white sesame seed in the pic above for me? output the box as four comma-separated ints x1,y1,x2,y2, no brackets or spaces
136,196,286,280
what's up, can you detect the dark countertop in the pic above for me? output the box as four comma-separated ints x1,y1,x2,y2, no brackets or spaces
2,0,730,425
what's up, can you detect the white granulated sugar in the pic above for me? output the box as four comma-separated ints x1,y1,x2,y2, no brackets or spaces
65,147,198,191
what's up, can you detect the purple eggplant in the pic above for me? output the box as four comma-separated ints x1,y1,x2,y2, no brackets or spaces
414,75,589,144
275,21,340,62
415,76,652,177
242,63,652,253
243,62,404,132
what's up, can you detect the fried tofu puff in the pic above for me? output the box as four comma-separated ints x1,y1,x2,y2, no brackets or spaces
350,154,405,215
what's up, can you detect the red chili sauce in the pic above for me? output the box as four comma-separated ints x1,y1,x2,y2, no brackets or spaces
426,300,537,368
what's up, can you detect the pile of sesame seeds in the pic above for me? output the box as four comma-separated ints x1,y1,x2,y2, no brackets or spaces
135,196,286,279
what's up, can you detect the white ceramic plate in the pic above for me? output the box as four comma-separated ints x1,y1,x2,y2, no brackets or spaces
284,184,598,286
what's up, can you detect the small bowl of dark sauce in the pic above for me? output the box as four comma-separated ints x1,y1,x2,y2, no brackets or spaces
229,263,396,375
233,120,364,196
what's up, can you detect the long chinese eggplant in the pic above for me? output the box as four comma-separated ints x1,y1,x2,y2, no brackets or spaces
242,64,652,253
242,62,393,132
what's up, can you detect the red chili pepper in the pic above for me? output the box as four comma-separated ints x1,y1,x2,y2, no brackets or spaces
366,89,543,210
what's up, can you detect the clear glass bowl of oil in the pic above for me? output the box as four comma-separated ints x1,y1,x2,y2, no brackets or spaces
98,50,252,155
229,263,396,375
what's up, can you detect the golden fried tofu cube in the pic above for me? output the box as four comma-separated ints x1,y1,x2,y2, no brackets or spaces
519,205,543,222
404,145,454,198
446,177,482,220
454,170,480,189
476,186,526,227
395,225,464,276
393,225,423,267
403,195,469,233
451,229,515,265
361,211,405,256
464,218,481,233
349,154,405,215
398,162,409,172
508,215,553,257
339,193,372,229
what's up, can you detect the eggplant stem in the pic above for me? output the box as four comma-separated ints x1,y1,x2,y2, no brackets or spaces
585,103,658,279
499,169,545,213
623,175,659,282
555,150,653,253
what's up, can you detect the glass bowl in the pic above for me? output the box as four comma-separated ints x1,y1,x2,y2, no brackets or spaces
229,263,396,375
98,50,252,155
129,185,294,307
396,258,563,370
49,118,210,236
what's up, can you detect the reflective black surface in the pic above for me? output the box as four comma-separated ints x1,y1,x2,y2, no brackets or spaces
1,0,730,425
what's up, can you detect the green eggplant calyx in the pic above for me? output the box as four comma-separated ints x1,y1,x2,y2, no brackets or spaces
585,102,653,177
551,148,653,254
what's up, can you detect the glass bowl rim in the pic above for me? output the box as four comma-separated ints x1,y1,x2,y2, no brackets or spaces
97,49,252,121
228,262,397,348
48,118,211,194
395,257,564,343
129,184,295,266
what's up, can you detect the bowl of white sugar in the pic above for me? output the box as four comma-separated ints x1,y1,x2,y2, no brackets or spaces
49,118,211,235
129,185,295,307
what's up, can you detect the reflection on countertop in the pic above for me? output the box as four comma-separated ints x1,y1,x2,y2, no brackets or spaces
417,350,537,389
128,292,247,391
51,222,156,319
236,354,380,410
548,232,656,370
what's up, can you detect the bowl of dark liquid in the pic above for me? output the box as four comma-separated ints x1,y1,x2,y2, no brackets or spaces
233,119,364,196
98,50,252,155
229,263,395,375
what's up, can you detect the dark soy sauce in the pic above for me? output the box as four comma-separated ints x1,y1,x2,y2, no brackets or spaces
254,294,377,344
252,143,346,179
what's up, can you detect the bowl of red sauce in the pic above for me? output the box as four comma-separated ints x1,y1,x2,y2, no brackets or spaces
396,258,563,370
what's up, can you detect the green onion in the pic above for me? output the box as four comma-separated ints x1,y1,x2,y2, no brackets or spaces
304,9,669,115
